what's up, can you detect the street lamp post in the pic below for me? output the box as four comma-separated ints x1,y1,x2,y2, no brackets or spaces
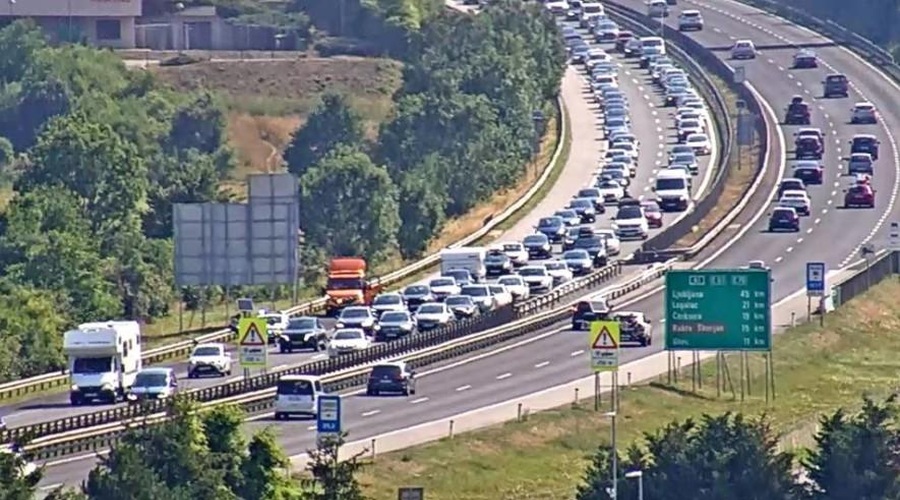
625,470,644,500
605,411,618,500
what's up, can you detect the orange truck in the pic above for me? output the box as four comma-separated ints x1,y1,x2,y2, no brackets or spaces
324,257,381,316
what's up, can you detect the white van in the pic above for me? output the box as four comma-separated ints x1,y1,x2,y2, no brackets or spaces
640,36,666,54
648,0,669,18
273,374,325,420
654,170,691,212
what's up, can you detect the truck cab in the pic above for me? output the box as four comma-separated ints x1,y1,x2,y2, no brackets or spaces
324,257,381,316
273,375,325,420
64,321,142,405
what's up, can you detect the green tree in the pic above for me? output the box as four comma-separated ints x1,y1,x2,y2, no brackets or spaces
284,93,365,178
240,429,300,499
0,20,47,85
301,433,367,500
0,283,69,381
577,412,800,500
804,395,900,499
299,145,400,262
395,154,447,258
167,91,228,154
0,444,43,500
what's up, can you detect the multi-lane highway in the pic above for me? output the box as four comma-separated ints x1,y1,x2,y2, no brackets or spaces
34,9,726,487
6,12,719,436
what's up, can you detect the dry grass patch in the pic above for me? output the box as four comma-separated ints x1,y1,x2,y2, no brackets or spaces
356,279,900,499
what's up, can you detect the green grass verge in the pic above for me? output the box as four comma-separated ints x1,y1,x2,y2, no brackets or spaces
355,279,900,499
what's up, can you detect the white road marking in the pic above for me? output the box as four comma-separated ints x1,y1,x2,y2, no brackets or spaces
362,410,381,417
496,372,512,380
411,397,430,404
570,350,584,357
456,385,472,392
534,361,550,369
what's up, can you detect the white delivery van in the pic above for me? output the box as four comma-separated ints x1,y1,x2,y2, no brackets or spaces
440,247,487,282
64,321,142,405
654,169,692,212
274,374,325,420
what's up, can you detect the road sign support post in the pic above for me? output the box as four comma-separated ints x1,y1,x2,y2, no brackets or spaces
739,353,745,402
667,352,673,385
715,352,721,398
593,372,600,411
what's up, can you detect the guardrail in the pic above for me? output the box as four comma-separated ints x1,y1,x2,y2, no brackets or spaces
2,262,622,444
6,7,751,454
605,2,768,262
24,261,676,460
0,93,570,402
737,0,900,83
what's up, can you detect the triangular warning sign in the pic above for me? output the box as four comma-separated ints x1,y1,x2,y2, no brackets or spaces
592,327,618,349
241,323,266,346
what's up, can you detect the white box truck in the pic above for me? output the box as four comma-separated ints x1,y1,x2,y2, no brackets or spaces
64,321,142,405
440,247,487,282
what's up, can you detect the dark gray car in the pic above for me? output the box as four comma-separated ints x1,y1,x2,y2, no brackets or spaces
374,311,416,341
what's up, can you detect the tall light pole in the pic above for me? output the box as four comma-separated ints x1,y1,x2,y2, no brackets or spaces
625,470,644,500
8,0,15,17
605,411,618,500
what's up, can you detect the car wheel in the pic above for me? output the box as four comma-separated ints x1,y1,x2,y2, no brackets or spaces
366,388,375,396
279,346,287,354
188,371,195,379
274,412,283,420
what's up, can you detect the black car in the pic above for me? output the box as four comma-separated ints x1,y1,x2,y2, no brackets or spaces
822,73,849,98
792,161,823,184
485,250,513,276
523,233,552,259
277,316,328,353
574,235,608,267
536,216,566,243
576,188,608,212
850,134,880,160
572,299,611,330
768,207,800,232
784,98,811,125
795,137,823,159
445,295,479,318
568,198,598,223
374,311,416,341
366,362,416,396
401,284,434,311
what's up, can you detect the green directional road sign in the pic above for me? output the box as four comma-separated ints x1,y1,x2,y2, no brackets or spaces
665,268,771,351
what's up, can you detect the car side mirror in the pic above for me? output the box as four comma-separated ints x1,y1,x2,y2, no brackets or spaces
650,186,656,191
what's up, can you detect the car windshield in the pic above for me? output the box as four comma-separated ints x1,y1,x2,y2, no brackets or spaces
430,278,455,287
681,120,700,128
642,202,661,212
446,296,474,306
524,235,548,245
673,154,695,163
564,250,590,259
486,252,508,261
575,236,602,248
849,186,868,195
773,209,794,218
556,210,577,218
570,199,592,208
287,318,317,330
579,189,601,198
519,268,546,276
404,285,429,295
598,180,620,188
418,304,445,314
72,357,112,374
461,286,488,297
687,135,707,143
657,178,686,190
373,295,401,305
617,206,642,219
276,379,313,396
326,277,364,290
334,330,364,340
380,312,410,322
546,262,566,270
341,308,368,319
370,365,402,379
539,217,561,228
502,244,522,252
192,346,222,357
603,170,624,179
134,372,168,388
498,277,522,286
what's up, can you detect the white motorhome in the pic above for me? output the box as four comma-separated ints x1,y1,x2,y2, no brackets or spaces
440,247,487,282
64,321,142,405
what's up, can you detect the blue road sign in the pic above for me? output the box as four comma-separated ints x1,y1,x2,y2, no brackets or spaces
806,262,826,296
316,395,342,436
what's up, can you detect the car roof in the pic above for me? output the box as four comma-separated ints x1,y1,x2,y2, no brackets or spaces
782,190,807,196
852,134,877,140
281,374,322,382
195,342,225,349
140,367,174,375
850,152,873,158
373,361,407,369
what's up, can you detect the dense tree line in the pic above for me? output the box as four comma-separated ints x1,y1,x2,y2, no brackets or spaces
1,399,368,500
287,0,566,266
0,20,231,381
775,0,899,59
577,396,900,500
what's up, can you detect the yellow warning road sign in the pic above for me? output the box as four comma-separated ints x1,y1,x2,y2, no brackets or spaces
590,321,620,372
238,318,268,368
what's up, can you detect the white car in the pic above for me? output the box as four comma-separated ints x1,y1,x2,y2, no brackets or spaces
685,133,712,155
544,260,574,285
613,201,650,240
596,178,626,203
327,328,371,357
188,343,232,378
371,292,407,316
609,143,639,161
518,265,554,293
414,302,455,330
500,241,529,266
497,275,530,300
488,284,515,308
778,189,811,216
258,310,290,340
428,277,461,301
460,284,495,312
731,39,756,59
334,306,378,335
596,229,622,256
678,10,704,31
850,102,877,124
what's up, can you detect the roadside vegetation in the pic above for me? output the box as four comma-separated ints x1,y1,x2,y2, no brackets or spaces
354,279,900,499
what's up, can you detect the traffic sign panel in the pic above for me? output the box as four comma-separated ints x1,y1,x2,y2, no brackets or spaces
590,321,620,372
317,395,342,436
665,269,771,351
238,318,268,367
806,262,826,297
889,221,900,250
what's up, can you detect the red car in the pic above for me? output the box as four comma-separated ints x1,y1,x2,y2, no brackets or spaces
844,185,875,208
641,201,664,228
